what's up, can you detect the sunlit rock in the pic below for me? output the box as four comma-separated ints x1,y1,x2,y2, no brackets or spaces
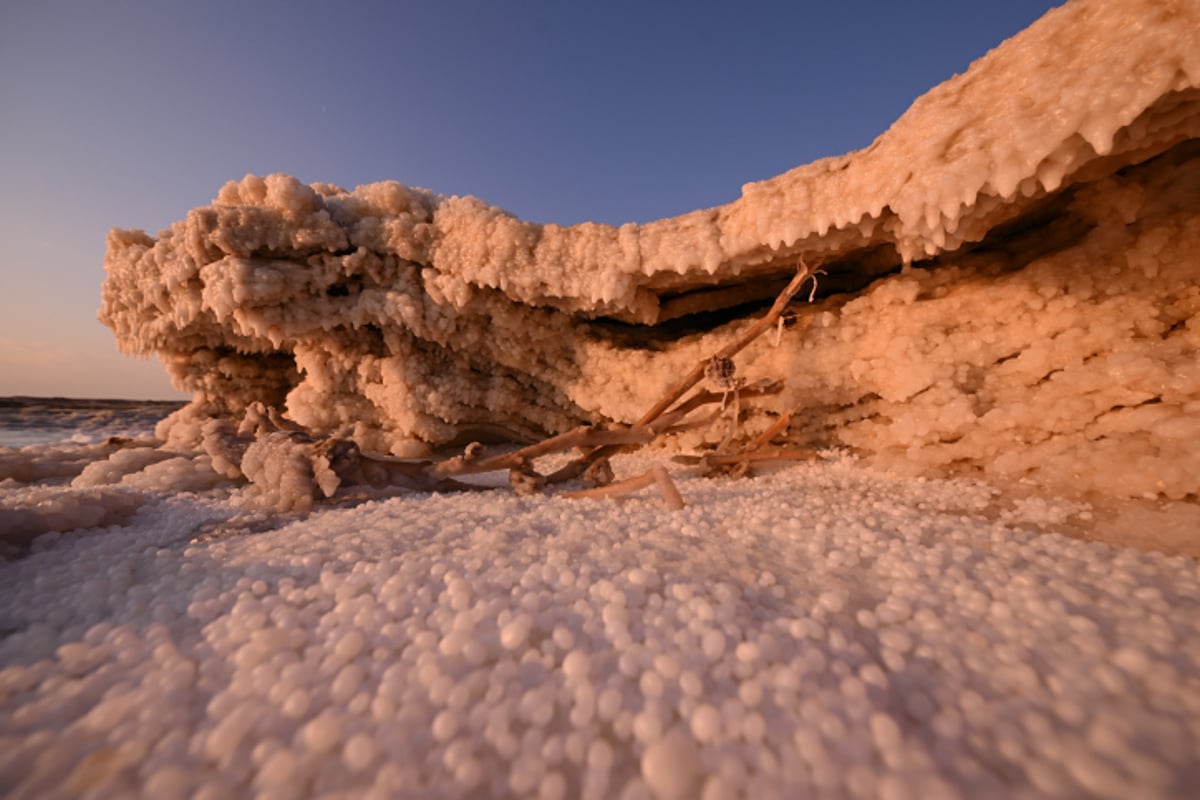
101,0,1200,499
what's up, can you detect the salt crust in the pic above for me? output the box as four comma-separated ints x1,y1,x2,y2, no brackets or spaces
100,0,1200,500
2,453,1199,798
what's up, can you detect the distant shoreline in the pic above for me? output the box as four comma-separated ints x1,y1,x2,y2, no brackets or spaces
0,396,188,409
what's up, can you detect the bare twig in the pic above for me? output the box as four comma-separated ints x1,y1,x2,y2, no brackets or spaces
745,407,796,451
649,380,782,433
635,261,818,428
583,457,615,487
508,462,546,495
652,465,686,509
563,470,656,501
541,381,785,485
562,464,685,509
434,425,654,476
672,447,817,469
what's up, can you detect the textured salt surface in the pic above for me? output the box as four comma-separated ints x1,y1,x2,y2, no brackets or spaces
2,454,1198,799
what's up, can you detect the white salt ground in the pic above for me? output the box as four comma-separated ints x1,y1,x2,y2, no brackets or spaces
1,452,1199,799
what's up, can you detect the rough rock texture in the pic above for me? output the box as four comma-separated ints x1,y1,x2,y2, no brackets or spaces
101,0,1200,500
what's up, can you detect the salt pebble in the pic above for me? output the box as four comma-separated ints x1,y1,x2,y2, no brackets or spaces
701,629,726,662
563,650,590,680
501,614,534,650
690,704,721,743
641,727,700,800
342,732,376,771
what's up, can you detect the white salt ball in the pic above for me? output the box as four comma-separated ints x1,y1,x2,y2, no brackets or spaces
870,712,903,755
640,670,665,698
641,727,700,800
301,712,343,754
331,663,364,703
587,738,615,772
879,629,914,654
342,732,376,772
1111,647,1150,677
281,689,310,719
501,614,534,651
597,687,623,721
690,704,721,743
734,641,760,663
552,625,575,650
654,654,681,680
701,629,726,662
333,629,365,662
433,709,460,742
539,771,567,800
563,650,591,681
603,602,630,629
819,589,848,613
741,712,766,743
509,754,545,795
144,765,191,799
701,774,737,800
738,680,763,707
634,706,665,744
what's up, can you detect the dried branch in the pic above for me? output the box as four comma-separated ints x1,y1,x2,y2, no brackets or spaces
562,464,685,509
652,465,686,510
634,261,817,428
563,470,655,501
434,425,654,476
542,381,785,485
745,407,796,451
251,259,820,513
699,447,817,467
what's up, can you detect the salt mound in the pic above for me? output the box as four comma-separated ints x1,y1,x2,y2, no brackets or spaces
100,0,1200,500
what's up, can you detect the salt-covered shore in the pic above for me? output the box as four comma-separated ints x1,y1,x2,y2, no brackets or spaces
2,453,1199,799
3,0,1199,796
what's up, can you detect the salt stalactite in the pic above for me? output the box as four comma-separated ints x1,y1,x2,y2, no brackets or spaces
101,0,1200,499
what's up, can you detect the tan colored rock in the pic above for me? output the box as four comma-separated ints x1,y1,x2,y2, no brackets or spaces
101,0,1200,500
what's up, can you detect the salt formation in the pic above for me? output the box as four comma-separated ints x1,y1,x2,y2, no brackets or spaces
101,0,1200,501
3,454,1200,798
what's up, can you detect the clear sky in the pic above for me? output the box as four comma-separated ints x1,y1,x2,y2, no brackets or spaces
0,0,1059,400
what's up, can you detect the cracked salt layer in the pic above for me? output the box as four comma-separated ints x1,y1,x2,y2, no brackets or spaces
1,453,1198,799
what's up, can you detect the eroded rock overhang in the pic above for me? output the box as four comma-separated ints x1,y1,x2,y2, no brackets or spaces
100,0,1200,499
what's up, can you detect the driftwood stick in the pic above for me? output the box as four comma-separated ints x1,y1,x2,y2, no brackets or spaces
745,407,796,451
672,447,817,468
542,381,786,484
562,465,686,509
634,262,816,428
652,465,686,509
435,425,654,476
562,470,656,501
649,380,782,432
435,263,814,491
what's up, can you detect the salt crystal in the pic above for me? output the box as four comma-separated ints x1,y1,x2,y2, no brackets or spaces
690,704,721,743
641,727,700,800
563,650,590,680
501,614,534,650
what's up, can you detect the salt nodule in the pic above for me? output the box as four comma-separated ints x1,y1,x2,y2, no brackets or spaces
2,452,1199,798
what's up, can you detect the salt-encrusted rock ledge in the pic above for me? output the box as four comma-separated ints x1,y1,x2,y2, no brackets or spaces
101,0,1200,500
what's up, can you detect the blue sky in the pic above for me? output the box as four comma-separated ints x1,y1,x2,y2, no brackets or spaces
0,0,1058,399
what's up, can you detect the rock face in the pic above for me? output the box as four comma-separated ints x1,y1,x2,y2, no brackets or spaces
101,0,1200,500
